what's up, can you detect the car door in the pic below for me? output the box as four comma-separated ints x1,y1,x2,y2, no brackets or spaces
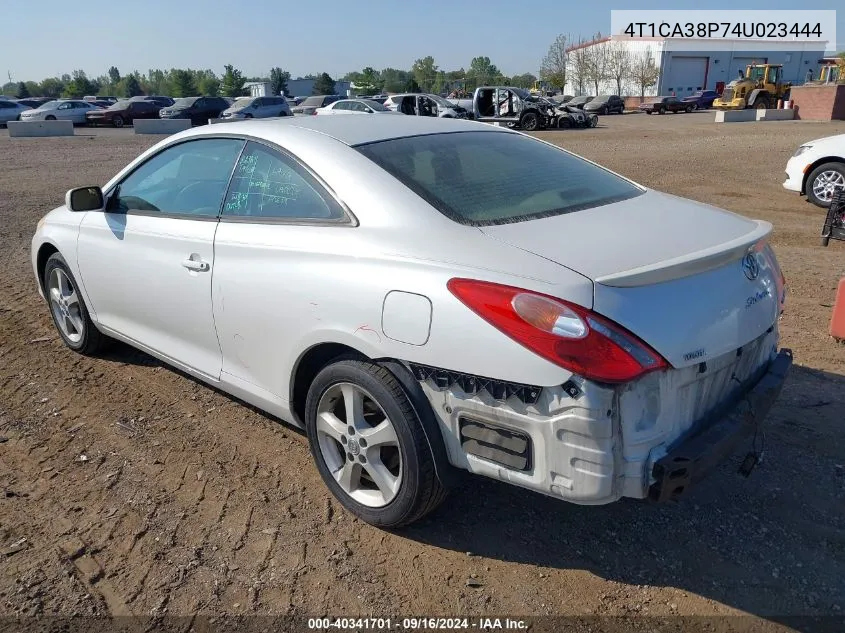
140,101,159,119
76,137,246,379
75,102,92,123
55,102,74,121
212,140,350,404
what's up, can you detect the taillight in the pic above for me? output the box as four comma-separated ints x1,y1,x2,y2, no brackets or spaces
447,278,669,384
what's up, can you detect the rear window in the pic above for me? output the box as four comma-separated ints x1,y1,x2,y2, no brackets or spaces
301,96,326,107
355,131,643,226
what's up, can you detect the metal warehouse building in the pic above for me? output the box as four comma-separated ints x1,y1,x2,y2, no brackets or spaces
565,36,828,98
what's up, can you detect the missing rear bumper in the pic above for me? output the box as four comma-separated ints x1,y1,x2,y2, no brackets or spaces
649,348,793,503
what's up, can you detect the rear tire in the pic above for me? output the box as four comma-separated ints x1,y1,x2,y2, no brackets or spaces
304,359,446,528
658,106,666,115
45,115,56,120
43,253,108,355
754,97,769,110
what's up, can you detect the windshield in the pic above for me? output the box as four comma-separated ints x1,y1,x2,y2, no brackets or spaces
109,100,132,110
690,91,703,97
747,67,765,81
228,99,255,110
301,96,327,107
172,97,199,108
356,131,643,226
37,100,60,110
428,94,455,109
592,96,610,103
360,99,388,111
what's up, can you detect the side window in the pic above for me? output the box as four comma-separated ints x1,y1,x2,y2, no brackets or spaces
253,98,264,108
222,141,344,221
58,102,71,110
333,101,350,111
108,138,245,217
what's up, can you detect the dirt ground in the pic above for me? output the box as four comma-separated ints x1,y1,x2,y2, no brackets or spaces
1,113,844,632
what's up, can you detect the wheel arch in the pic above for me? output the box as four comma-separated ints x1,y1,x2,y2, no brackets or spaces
748,89,769,107
36,241,60,294
801,157,845,194
289,342,458,487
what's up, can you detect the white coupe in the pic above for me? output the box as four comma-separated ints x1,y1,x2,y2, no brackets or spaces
315,99,402,115
32,117,792,527
783,133,845,207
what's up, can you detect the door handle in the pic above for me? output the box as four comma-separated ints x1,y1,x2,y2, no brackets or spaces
182,258,209,272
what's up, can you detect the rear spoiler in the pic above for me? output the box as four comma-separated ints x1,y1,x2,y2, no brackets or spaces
594,221,773,288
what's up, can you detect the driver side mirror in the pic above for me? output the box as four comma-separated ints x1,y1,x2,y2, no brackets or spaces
66,186,104,212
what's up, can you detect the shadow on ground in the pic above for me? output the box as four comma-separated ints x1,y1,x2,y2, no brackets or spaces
97,343,844,630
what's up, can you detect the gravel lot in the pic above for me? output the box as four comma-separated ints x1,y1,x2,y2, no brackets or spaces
1,112,844,630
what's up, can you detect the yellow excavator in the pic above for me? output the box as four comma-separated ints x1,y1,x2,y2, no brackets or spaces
713,63,791,110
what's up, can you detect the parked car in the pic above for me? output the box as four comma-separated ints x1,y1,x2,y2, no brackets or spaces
783,133,845,207
85,99,162,127
131,95,175,108
16,97,54,109
19,99,98,124
0,99,31,124
383,93,467,118
30,116,791,527
639,96,691,114
291,95,343,115
567,95,594,109
159,96,229,125
220,95,291,119
681,90,720,110
315,99,402,116
583,94,625,115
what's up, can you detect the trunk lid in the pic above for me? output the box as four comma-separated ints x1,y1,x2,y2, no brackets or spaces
481,190,784,368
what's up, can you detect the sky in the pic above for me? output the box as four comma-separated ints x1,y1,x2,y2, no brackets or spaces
1,0,842,83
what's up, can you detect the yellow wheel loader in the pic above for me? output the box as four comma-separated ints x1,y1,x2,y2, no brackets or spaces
713,63,791,110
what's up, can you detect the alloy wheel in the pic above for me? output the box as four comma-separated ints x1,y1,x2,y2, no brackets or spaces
315,382,402,507
48,268,84,344
812,170,845,203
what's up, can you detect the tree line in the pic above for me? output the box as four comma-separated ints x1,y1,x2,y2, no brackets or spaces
1,35,661,101
539,33,660,96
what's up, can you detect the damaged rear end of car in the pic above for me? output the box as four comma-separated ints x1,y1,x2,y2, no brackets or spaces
358,128,792,505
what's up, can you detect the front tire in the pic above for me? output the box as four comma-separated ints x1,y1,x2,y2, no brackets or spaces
304,359,446,528
519,111,540,131
43,253,107,355
112,115,124,128
807,162,845,208
45,115,56,120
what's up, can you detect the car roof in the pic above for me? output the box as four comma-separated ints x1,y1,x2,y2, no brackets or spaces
181,115,509,147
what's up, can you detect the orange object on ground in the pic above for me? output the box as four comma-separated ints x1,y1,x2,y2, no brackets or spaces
831,277,845,340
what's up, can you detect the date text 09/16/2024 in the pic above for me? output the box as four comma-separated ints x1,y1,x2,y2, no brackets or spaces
307,617,529,630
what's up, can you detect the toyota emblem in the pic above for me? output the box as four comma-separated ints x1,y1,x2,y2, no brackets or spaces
742,253,760,281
